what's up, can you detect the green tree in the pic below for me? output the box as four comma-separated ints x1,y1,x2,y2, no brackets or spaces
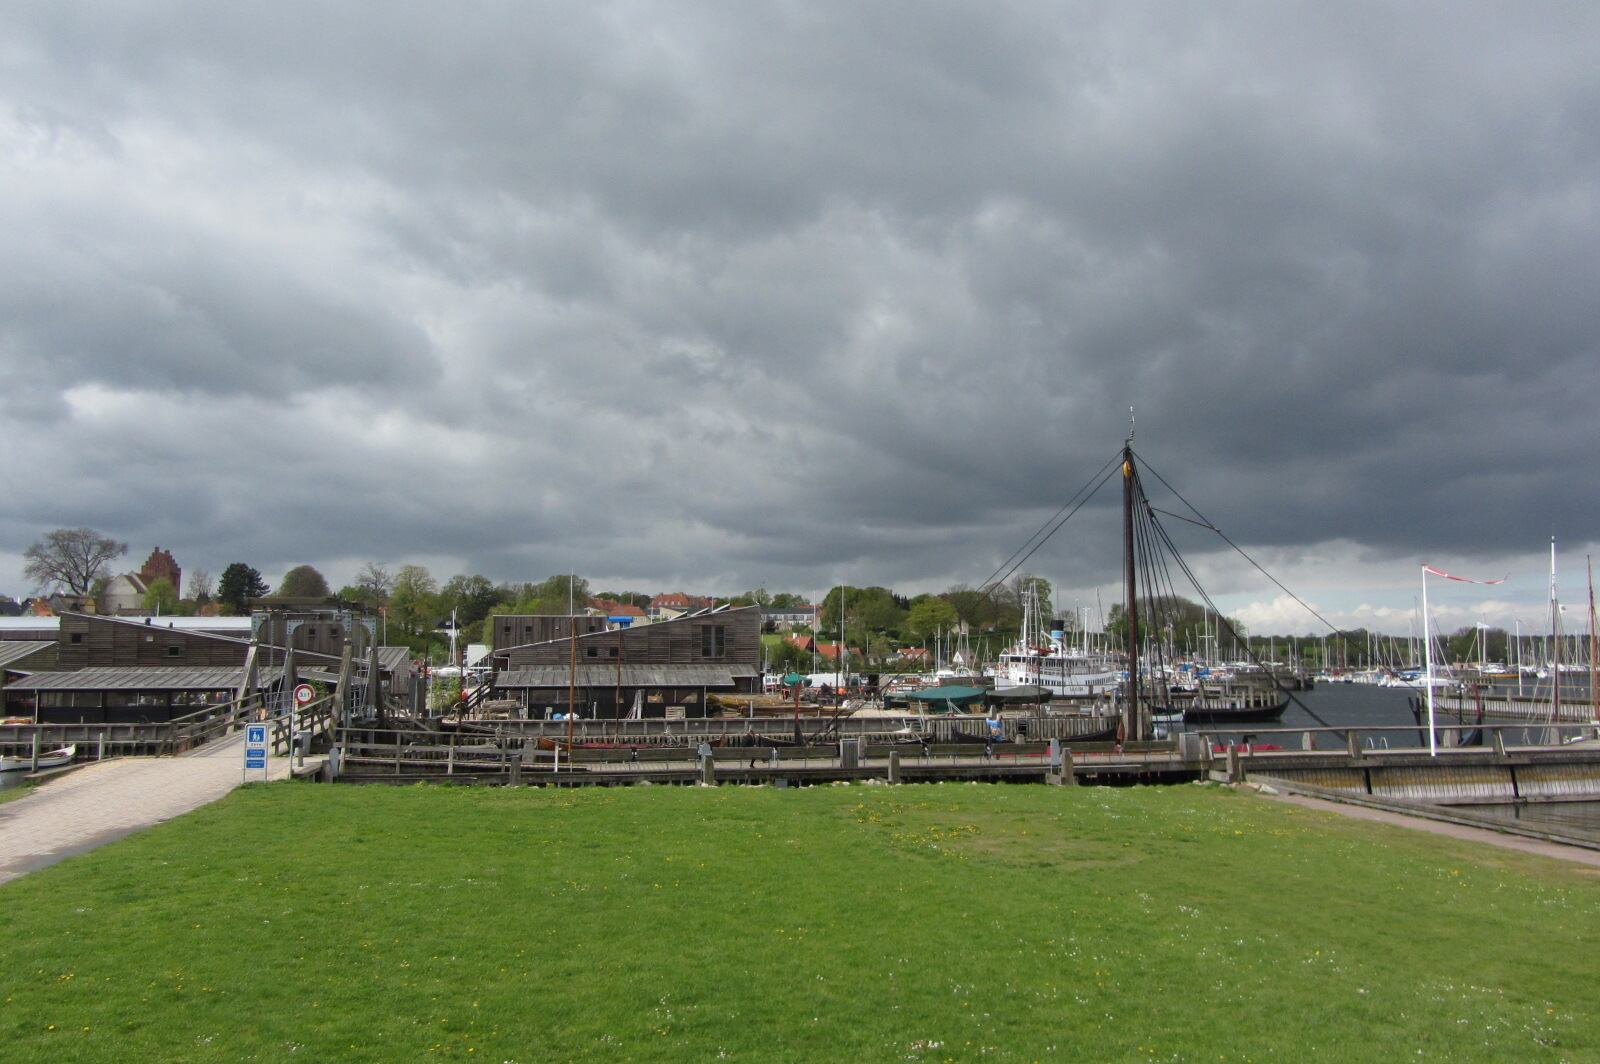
141,577,181,615
217,563,269,614
944,584,1002,631
440,574,504,640
817,586,906,640
594,590,652,609
278,564,331,598
521,574,590,615
23,527,127,596
1009,574,1052,625
904,594,958,640
389,564,439,639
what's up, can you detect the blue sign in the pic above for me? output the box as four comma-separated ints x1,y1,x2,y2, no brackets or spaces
246,725,267,745
245,754,266,769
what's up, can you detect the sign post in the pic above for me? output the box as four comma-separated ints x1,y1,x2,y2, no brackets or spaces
244,723,268,781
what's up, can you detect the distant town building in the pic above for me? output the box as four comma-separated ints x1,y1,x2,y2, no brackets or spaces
589,599,649,626
647,592,713,622
762,604,817,631
99,574,149,615
138,547,182,598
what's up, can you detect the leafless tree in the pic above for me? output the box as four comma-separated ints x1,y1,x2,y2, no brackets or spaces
356,562,394,603
23,527,127,596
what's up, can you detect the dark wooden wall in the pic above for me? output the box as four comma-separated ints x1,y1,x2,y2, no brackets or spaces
504,607,761,670
57,615,250,669
254,613,364,658
491,615,608,652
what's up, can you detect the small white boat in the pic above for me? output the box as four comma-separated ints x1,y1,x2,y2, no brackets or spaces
0,743,76,772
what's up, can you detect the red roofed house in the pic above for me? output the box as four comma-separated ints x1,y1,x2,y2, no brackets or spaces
648,593,715,622
590,599,649,626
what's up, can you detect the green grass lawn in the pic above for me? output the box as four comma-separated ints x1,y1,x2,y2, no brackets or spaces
0,782,35,805
2,782,1596,1062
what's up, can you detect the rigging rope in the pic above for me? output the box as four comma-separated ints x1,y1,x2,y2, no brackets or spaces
977,450,1122,597
1128,463,1334,727
1134,451,1356,646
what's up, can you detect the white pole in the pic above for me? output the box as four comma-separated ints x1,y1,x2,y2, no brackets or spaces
1423,566,1437,757
838,585,847,695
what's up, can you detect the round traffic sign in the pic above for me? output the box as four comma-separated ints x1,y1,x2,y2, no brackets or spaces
293,683,316,706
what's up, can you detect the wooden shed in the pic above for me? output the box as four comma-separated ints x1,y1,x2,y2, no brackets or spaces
490,605,761,718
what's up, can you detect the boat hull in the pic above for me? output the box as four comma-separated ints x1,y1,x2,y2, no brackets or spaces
0,744,76,772
1177,695,1290,725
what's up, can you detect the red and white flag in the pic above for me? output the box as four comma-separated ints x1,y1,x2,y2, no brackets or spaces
1422,564,1506,585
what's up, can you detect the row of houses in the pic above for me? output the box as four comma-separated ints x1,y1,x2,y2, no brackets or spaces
586,593,818,631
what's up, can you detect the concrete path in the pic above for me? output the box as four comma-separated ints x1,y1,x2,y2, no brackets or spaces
1263,791,1600,870
0,733,291,886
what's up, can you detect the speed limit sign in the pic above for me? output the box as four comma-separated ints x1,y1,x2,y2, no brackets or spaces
293,683,316,706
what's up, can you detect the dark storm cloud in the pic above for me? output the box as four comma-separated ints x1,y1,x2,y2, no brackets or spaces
2,2,1597,627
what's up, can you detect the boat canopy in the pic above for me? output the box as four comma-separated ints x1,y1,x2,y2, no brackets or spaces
986,685,1050,702
904,685,986,710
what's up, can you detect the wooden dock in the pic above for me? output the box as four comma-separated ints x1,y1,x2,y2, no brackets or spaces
325,718,1600,802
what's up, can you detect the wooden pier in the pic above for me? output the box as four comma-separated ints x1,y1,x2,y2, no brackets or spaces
324,717,1600,803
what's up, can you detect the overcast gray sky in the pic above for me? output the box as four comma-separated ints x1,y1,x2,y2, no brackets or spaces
2,2,1596,636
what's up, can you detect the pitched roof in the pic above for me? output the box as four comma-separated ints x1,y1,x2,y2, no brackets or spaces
8,665,283,691
495,664,752,688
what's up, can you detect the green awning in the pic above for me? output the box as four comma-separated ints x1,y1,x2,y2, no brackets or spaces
905,685,985,710
781,672,807,686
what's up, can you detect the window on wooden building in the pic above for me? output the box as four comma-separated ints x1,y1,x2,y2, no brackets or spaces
701,625,726,658
166,645,183,658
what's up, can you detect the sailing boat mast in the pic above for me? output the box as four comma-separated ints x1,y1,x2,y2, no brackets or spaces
1551,539,1562,726
1422,566,1438,756
1588,555,1597,724
1122,431,1143,742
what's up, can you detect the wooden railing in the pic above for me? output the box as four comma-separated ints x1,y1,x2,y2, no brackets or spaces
0,693,264,766
268,695,338,756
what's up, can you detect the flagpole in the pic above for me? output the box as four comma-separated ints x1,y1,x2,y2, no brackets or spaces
1422,565,1437,757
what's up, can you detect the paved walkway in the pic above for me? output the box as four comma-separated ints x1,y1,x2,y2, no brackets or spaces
1263,791,1600,870
0,734,292,886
